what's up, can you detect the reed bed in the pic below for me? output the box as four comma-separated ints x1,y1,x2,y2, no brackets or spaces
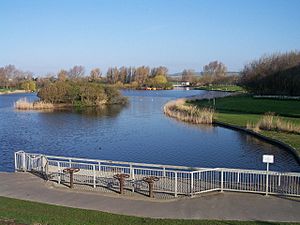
247,112,300,134
164,99,214,124
14,98,54,110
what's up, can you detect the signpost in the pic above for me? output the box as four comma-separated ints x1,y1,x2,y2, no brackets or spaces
263,155,274,196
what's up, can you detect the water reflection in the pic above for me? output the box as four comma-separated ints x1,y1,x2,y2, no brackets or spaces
74,105,125,118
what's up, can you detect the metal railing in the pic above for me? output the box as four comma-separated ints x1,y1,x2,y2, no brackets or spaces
14,151,300,197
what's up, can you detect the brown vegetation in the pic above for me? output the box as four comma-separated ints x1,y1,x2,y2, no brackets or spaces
240,51,300,96
247,113,300,134
14,98,54,110
164,99,214,124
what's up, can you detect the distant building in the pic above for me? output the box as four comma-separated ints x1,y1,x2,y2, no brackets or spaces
181,81,190,86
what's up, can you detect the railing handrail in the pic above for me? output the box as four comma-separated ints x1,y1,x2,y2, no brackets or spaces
17,151,300,177
28,152,211,171
14,151,300,198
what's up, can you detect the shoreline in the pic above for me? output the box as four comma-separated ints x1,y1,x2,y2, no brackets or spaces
163,91,300,163
0,90,29,95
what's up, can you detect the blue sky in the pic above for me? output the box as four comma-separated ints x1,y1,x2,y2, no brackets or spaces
0,0,300,75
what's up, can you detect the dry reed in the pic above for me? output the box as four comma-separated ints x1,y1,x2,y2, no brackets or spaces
247,112,300,134
14,98,54,110
164,99,214,124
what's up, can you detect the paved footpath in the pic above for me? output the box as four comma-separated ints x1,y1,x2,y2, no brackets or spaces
1,172,300,222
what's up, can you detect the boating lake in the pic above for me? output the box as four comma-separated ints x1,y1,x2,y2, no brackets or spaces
0,89,299,172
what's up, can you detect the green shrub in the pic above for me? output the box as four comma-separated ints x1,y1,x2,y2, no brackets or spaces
37,81,127,106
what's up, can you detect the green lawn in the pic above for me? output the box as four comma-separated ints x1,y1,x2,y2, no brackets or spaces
189,95,300,153
190,95,300,118
194,85,245,92
0,196,297,225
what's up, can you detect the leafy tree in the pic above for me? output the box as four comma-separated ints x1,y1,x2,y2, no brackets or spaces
21,80,36,92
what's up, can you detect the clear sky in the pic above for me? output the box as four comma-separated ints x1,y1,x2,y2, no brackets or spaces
0,0,300,75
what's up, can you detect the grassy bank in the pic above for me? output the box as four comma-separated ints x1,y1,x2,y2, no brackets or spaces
0,196,296,225
194,85,245,92
189,95,300,154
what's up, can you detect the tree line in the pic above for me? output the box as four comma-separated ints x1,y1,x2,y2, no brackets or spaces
240,51,300,96
0,65,36,91
2,50,299,96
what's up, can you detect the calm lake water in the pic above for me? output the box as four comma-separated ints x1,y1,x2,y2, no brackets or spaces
0,89,299,172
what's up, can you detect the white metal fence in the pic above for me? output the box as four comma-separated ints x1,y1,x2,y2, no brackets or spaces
14,151,300,198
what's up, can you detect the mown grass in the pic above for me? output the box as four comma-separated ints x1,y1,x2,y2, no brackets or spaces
0,196,297,225
191,95,300,118
189,95,300,154
194,85,245,92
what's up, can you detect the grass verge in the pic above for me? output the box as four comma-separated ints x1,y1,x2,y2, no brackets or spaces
194,85,245,92
0,196,297,225
189,95,300,154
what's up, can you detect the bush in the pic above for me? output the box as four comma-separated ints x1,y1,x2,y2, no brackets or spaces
37,81,127,106
240,51,300,96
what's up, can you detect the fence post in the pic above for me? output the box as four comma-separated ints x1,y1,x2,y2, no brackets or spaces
14,152,18,172
93,165,96,188
221,169,224,192
57,161,61,184
266,163,269,196
130,164,135,179
22,151,26,172
98,162,101,172
163,167,166,177
69,159,72,168
40,155,44,173
174,172,178,197
190,172,194,197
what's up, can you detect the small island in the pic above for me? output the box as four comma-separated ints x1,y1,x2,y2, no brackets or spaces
14,80,128,110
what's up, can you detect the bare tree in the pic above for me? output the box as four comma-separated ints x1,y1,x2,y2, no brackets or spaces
68,65,85,79
182,69,195,82
151,66,168,77
203,61,227,77
106,67,119,84
134,66,150,84
118,66,128,84
57,70,68,81
89,68,102,82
